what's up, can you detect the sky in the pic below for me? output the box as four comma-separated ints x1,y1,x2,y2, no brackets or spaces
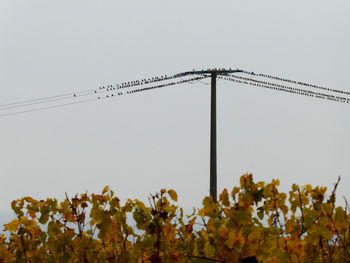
0,1,349,226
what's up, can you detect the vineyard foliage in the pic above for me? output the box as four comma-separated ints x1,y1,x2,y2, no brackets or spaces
0,174,349,262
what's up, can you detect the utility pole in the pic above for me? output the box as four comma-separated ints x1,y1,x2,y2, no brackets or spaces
210,73,217,202
174,69,242,202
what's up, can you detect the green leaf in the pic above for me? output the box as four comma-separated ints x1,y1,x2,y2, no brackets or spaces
11,200,23,216
203,196,213,208
204,243,216,258
47,221,60,237
39,212,49,224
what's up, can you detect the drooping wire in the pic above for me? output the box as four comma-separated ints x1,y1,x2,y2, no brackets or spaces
218,75,350,104
225,74,350,102
0,74,183,111
98,76,209,99
240,70,350,96
0,98,99,118
0,88,102,109
0,76,209,118
3,67,347,117
0,91,106,111
187,75,210,85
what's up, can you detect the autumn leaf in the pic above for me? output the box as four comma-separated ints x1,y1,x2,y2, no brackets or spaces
1,177,348,263
4,219,20,233
167,189,178,202
102,186,109,195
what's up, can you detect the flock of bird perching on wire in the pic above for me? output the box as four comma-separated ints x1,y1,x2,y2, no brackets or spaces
0,68,349,117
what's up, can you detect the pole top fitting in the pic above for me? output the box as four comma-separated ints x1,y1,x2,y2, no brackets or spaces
174,68,243,78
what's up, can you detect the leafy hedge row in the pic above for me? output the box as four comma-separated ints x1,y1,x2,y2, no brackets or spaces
0,174,349,262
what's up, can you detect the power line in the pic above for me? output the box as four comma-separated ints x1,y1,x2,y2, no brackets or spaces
2,67,349,118
0,74,183,110
1,67,348,204
97,76,209,98
0,76,209,118
240,70,350,96
0,98,99,118
219,75,350,104
227,74,350,102
235,74,349,102
0,91,101,111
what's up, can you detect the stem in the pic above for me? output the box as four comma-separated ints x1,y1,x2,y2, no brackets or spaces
297,188,305,236
184,254,225,263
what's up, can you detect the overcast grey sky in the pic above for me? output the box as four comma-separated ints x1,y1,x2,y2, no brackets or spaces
1,1,349,226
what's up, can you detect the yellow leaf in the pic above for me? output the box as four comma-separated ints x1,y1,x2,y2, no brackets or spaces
4,219,20,233
102,186,109,195
285,220,294,233
272,179,280,186
225,231,236,249
231,187,240,198
305,184,312,192
167,189,178,202
203,196,214,209
292,184,299,192
219,189,230,207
